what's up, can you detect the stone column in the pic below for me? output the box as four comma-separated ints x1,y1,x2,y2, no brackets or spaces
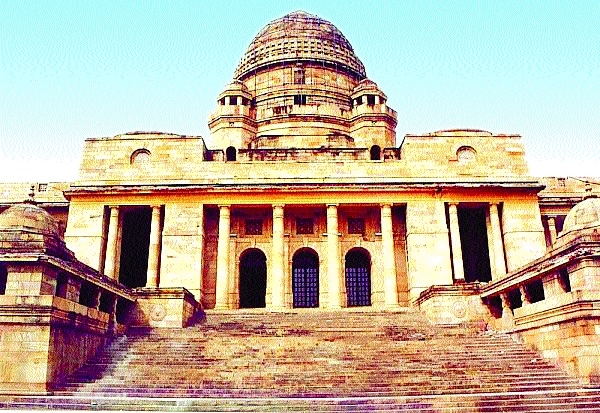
215,205,231,309
381,204,398,307
327,204,342,309
519,285,530,305
485,208,497,278
146,205,162,288
489,203,507,279
448,203,465,283
501,293,512,317
542,272,564,297
271,204,286,309
104,206,120,280
108,295,118,334
547,216,558,245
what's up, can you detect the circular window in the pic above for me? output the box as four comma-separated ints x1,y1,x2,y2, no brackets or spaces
131,149,151,164
456,146,476,163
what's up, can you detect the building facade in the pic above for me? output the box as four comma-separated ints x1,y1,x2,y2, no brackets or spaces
59,12,551,312
1,11,600,390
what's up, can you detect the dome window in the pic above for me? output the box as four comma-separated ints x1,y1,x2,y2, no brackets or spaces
131,148,151,164
294,67,306,84
294,95,307,105
456,146,476,163
367,95,376,106
0,263,6,295
370,145,381,161
226,146,237,162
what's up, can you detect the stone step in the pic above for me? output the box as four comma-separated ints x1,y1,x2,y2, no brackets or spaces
5,390,600,412
39,310,597,412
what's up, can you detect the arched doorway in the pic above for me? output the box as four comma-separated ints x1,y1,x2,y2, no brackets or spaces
226,146,237,161
292,248,319,308
345,248,371,307
370,145,381,160
239,248,267,308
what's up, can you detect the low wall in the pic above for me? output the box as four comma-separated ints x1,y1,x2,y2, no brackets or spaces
0,295,114,394
416,284,490,326
507,291,600,385
130,287,200,328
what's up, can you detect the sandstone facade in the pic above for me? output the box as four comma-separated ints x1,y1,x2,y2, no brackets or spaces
0,11,599,391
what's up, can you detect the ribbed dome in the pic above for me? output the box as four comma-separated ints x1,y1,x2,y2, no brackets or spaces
234,11,366,80
0,202,60,237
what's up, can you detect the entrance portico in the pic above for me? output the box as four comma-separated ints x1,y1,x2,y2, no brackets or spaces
206,201,403,310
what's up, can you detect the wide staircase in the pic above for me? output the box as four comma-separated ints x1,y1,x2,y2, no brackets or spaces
3,309,600,412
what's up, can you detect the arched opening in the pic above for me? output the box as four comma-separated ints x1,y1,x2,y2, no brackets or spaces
239,248,267,308
345,248,371,307
0,263,7,295
118,207,152,288
226,146,237,161
130,148,151,164
292,248,319,308
370,145,381,161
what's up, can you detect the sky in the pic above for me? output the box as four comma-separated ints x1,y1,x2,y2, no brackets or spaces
1,1,599,182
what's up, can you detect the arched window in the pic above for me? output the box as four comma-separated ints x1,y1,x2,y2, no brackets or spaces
226,146,237,162
370,145,381,161
131,148,151,164
345,248,371,307
292,248,319,308
456,146,476,163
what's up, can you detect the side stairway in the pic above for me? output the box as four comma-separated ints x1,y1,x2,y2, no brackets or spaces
2,309,600,412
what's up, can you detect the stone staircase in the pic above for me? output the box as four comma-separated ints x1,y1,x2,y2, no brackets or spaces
3,309,600,412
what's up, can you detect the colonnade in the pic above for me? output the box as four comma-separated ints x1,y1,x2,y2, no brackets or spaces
100,200,510,309
104,205,162,287
446,202,506,282
214,203,398,310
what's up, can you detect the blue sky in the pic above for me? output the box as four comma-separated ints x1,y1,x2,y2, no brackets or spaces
1,1,599,181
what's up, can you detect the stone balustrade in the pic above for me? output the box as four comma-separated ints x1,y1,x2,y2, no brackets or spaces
480,232,600,384
0,250,135,394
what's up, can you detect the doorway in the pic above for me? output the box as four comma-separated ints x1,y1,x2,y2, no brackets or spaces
239,248,267,308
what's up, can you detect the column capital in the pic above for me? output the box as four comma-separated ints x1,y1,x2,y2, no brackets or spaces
448,201,460,207
326,203,339,208
272,204,285,209
380,202,393,208
489,201,501,207
218,204,231,209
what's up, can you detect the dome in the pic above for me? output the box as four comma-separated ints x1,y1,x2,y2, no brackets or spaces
560,196,600,236
234,11,366,81
0,202,60,238
217,80,252,101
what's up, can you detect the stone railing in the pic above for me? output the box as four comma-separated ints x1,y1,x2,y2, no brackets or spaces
480,232,600,384
480,233,600,325
0,250,135,394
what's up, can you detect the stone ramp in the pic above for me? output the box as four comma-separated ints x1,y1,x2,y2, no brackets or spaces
3,309,600,412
